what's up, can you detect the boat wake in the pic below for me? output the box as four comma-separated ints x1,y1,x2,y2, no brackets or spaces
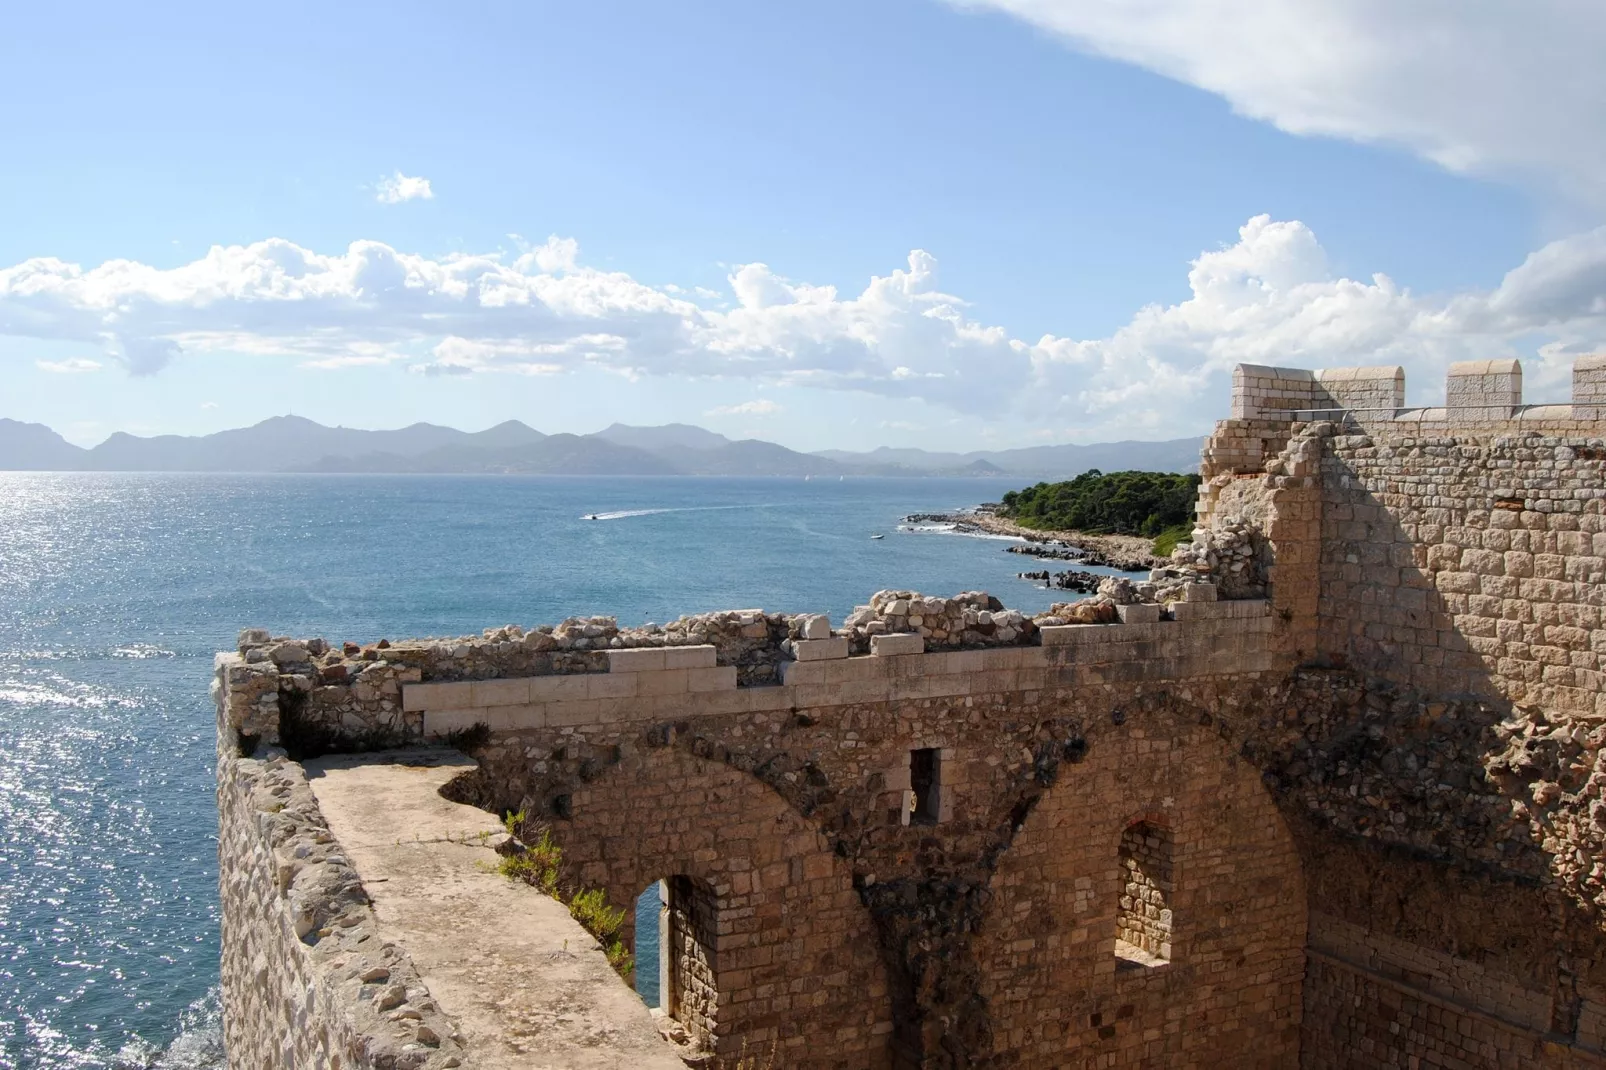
581,504,770,521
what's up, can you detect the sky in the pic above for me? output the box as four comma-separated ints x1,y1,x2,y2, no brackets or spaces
2,1,1604,451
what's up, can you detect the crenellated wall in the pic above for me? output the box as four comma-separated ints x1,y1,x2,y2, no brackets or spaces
217,353,1606,1070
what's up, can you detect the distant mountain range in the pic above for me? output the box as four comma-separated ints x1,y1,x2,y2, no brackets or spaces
0,416,1202,479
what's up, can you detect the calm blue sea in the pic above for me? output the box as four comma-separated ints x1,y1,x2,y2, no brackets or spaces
0,473,1115,1067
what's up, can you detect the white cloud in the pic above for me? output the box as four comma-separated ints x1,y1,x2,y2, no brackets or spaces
4,220,1606,435
375,171,434,205
951,0,1606,205
706,399,782,416
35,357,102,373
529,236,578,274
200,401,218,410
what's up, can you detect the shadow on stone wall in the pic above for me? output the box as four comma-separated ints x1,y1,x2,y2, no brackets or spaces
1263,439,1606,1062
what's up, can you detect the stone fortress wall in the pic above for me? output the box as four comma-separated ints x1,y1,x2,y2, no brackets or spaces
215,354,1606,1069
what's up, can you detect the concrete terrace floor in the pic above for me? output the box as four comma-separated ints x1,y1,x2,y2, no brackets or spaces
304,749,687,1070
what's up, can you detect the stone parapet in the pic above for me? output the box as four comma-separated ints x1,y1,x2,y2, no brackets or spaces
399,604,1276,738
1231,363,1317,419
1446,358,1523,418
1576,354,1606,422
1226,356,1606,425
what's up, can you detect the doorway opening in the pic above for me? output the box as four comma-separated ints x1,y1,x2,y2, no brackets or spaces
633,876,719,1050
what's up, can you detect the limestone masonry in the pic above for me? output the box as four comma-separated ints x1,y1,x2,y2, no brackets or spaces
218,355,1606,1069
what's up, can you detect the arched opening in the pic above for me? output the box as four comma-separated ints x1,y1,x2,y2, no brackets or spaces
632,876,719,1055
562,746,895,1068
1115,820,1173,969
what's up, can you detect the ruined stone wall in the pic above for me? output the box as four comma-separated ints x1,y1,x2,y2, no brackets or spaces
416,606,1296,1070
1213,356,1606,1070
1317,420,1606,712
214,353,1606,1070
214,659,465,1070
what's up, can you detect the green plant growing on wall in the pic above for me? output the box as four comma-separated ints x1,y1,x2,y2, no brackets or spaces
493,817,635,982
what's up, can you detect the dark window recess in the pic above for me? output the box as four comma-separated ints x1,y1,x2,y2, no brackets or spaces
910,748,940,823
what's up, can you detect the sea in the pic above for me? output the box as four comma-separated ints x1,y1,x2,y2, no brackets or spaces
0,472,1124,1068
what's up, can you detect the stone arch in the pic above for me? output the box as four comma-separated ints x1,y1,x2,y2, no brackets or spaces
558,745,895,1070
975,707,1306,1069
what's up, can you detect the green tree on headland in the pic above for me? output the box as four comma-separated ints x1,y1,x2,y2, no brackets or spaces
998,470,1201,538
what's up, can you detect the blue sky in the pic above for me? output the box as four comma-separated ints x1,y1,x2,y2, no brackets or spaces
3,1,1603,450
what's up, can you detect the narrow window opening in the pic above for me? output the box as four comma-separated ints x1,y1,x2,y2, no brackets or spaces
1115,821,1173,970
633,876,719,1054
910,748,941,824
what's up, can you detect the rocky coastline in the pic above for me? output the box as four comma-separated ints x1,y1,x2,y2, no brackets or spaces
901,510,1155,571
1015,568,1104,592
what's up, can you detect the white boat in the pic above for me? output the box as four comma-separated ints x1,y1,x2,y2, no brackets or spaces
870,533,885,540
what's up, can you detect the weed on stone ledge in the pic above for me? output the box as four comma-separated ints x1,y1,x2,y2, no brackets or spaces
491,817,635,982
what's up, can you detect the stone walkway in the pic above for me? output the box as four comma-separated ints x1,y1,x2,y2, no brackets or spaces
304,749,686,1070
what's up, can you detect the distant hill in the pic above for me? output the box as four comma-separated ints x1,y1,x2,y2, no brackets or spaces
0,419,87,469
592,422,731,452
307,433,679,475
813,438,1202,478
0,416,1201,477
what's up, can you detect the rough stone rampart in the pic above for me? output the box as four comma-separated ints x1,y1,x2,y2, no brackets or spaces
216,353,1606,1070
1206,356,1606,1070
214,670,466,1069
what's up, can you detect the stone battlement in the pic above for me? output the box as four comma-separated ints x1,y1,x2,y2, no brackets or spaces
1231,353,1606,424
216,360,1606,1070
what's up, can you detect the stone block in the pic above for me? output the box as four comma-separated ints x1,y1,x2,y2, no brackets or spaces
800,614,832,640
635,669,690,696
544,699,623,727
606,647,665,673
686,666,737,692
468,678,529,707
421,707,485,737
779,660,827,687
527,674,591,703
870,633,924,656
402,680,470,712
1574,354,1606,421
1039,624,1115,646
662,645,718,670
1170,601,1230,622
1446,358,1521,416
1116,603,1162,624
585,673,638,700
1182,582,1218,602
791,637,849,661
